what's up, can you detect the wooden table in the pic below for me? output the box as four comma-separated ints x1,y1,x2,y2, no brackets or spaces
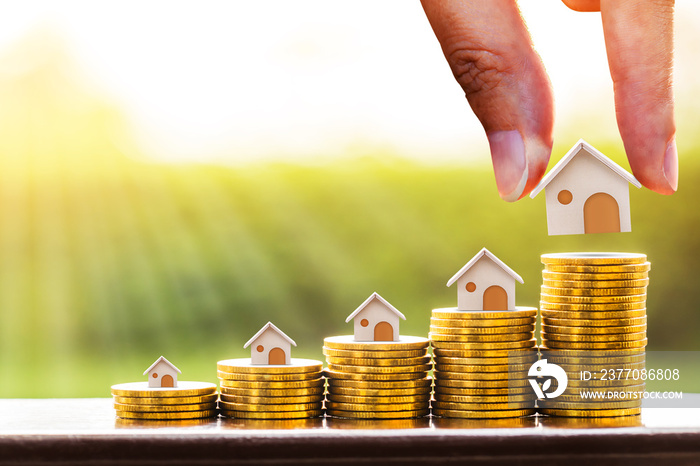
1,398,700,465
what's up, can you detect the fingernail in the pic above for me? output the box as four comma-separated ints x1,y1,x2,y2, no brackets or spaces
487,130,528,202
663,138,678,192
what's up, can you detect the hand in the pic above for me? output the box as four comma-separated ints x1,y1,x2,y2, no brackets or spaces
421,0,677,201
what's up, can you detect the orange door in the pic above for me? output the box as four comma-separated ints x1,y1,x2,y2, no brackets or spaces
160,374,174,387
483,285,508,311
268,347,286,365
584,192,621,234
374,322,394,341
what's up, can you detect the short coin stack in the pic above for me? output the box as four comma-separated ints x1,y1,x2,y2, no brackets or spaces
217,358,324,420
324,335,431,419
539,252,649,417
111,381,218,420
430,307,539,419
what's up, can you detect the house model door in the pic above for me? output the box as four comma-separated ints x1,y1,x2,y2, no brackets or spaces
483,285,508,311
268,347,286,365
160,375,174,387
584,193,621,234
373,322,393,341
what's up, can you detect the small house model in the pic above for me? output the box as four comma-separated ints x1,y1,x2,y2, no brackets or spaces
345,292,406,342
530,139,642,235
244,322,296,365
143,356,181,388
447,248,523,311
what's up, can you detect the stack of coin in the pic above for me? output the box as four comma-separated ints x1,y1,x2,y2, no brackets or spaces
111,381,218,420
430,307,539,419
323,335,431,419
539,252,649,417
217,358,324,420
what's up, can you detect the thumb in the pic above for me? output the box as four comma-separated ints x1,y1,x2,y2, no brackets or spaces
421,0,554,201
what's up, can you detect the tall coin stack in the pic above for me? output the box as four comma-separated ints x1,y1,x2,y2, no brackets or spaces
539,252,649,417
324,335,431,419
430,307,539,418
217,358,325,420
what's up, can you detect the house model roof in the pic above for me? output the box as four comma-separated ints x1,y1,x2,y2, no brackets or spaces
345,292,406,323
446,247,524,287
143,356,181,375
530,139,642,198
244,322,297,348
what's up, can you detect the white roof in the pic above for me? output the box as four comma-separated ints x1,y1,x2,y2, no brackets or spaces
244,322,297,348
143,356,181,375
345,292,406,323
530,139,642,198
446,247,524,287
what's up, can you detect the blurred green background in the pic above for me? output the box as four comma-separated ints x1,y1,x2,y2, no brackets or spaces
1,11,699,398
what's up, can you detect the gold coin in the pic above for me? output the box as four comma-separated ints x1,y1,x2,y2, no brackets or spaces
429,332,534,343
544,353,646,364
219,394,325,404
539,348,644,357
542,271,649,281
324,369,428,381
433,408,536,419
111,381,217,398
219,386,324,397
539,407,641,417
113,394,218,405
432,348,538,358
434,393,536,403
216,358,322,374
323,335,429,351
433,370,528,381
542,316,647,328
436,355,537,366
541,309,647,320
114,402,217,413
434,378,531,389
431,338,537,350
431,307,537,320
327,377,431,390
433,386,533,396
325,401,428,412
217,370,322,381
540,293,646,304
541,253,647,266
434,363,531,373
322,347,427,359
429,324,535,335
540,301,645,311
325,356,431,367
538,416,643,428
433,401,535,411
543,324,647,336
542,278,649,290
115,410,217,420
219,378,325,389
542,339,648,350
326,363,432,374
539,399,642,410
326,393,431,404
430,317,535,328
326,409,429,419
542,392,644,404
544,262,651,274
221,409,322,420
541,286,647,297
327,386,432,397
219,401,322,412
541,331,647,342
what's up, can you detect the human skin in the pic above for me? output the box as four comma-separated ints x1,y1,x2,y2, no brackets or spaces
420,0,677,201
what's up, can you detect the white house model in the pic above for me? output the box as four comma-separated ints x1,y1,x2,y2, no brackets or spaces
447,248,523,311
530,139,642,236
244,322,296,365
143,356,181,388
345,292,406,342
